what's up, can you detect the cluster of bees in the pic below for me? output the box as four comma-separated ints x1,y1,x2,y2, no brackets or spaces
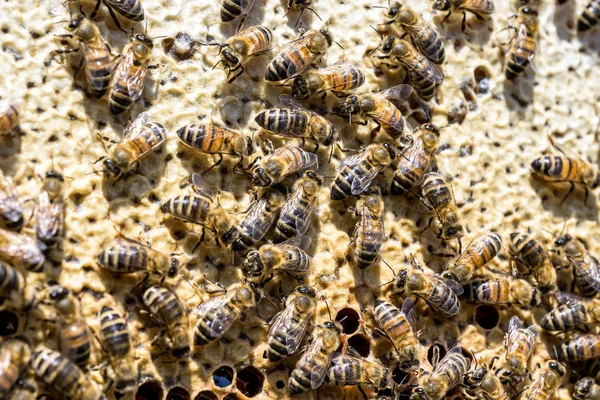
0,0,599,399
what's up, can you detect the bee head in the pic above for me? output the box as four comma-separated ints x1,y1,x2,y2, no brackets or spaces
221,226,240,245
171,344,190,359
549,361,566,377
575,377,593,397
383,142,397,160
291,76,309,99
67,14,83,31
464,367,487,388
520,6,538,16
588,171,600,189
252,167,271,187
49,286,70,301
394,269,408,292
529,287,541,307
168,258,180,278
411,387,429,400
441,271,457,282
344,95,361,115
43,171,65,197
380,36,396,54
134,33,154,48
297,285,317,298
441,222,464,240
305,170,323,185
323,127,337,146
432,0,451,11
243,251,264,277
385,2,402,19
221,48,240,68
318,29,333,47
102,159,123,179
555,234,572,247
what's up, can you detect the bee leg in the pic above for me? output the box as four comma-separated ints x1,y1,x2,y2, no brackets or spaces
559,182,576,206
369,121,382,141
191,229,206,253
90,0,102,20
461,12,468,32
441,11,452,28
227,66,245,84
584,186,590,205
202,154,223,175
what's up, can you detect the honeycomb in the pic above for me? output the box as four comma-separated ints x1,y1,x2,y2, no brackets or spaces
0,0,599,399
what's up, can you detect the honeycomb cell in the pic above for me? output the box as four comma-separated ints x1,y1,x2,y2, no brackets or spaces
0,310,18,336
167,387,191,400
36,396,56,400
392,366,410,385
276,380,285,389
136,380,164,400
473,66,492,96
223,395,239,400
194,391,217,400
475,305,499,330
213,365,235,388
427,343,447,366
335,308,360,334
348,333,370,357
236,365,265,397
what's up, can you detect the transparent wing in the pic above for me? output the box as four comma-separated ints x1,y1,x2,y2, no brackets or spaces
281,235,312,251
400,297,417,330
115,51,147,100
0,177,21,222
123,112,150,139
198,293,238,338
82,42,113,91
240,0,255,14
281,34,317,77
350,167,380,195
191,173,216,198
318,63,365,92
441,275,464,296
576,253,600,292
376,84,413,102
508,315,522,335
455,232,488,264
307,339,334,388
336,153,365,172
270,302,310,355
360,205,385,250
240,198,273,241
513,23,533,67
37,195,63,239
555,291,585,306
279,94,311,111
404,20,444,63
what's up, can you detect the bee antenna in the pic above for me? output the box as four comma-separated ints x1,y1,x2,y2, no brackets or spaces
370,24,384,40
212,59,224,70
370,6,389,9
380,258,396,276
333,40,344,50
323,299,333,321
379,279,395,287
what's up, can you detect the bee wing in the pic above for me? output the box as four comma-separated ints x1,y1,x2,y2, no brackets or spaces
308,341,334,389
122,112,150,139
575,253,600,292
0,178,21,221
336,153,364,172
270,302,310,355
279,191,314,237
239,0,255,14
115,51,146,101
404,19,444,63
240,199,273,241
279,94,310,111
350,168,380,195
281,235,312,251
318,62,365,92
555,291,586,306
37,194,63,238
361,205,385,248
513,23,534,67
376,84,413,102
441,275,464,296
81,42,113,91
507,315,522,335
191,173,216,198
198,293,237,337
400,297,417,330
275,37,312,77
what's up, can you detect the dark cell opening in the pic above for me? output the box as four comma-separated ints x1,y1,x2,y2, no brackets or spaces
475,305,499,330
348,334,370,357
213,365,234,388
136,380,164,400
392,366,410,385
378,388,394,398
223,395,239,400
427,343,447,367
474,66,491,96
335,308,360,334
36,396,56,400
236,365,265,397
194,391,217,400
167,387,190,400
0,310,18,336
276,380,285,389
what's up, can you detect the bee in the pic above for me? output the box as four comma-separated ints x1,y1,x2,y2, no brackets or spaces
289,321,342,394
505,5,539,80
109,33,154,115
101,112,166,180
494,316,539,384
243,237,312,284
324,353,391,389
555,333,600,362
194,281,262,345
578,0,600,32
520,360,566,400
54,14,112,98
509,231,556,293
384,3,445,64
551,235,600,296
265,29,332,82
390,123,439,196
161,173,236,244
267,285,316,361
97,239,179,277
48,286,92,367
0,262,30,310
36,171,65,249
286,0,320,27
338,84,412,139
0,101,19,135
420,172,464,241
392,262,463,317
372,298,419,371
0,338,31,397
432,0,495,31
0,228,45,272
90,0,145,32
251,144,318,187
31,346,106,400
220,0,254,22
97,305,137,397
142,284,190,358
442,232,502,285
274,170,322,243
541,292,600,331
0,171,23,231
466,276,541,308
411,346,473,400
255,95,337,148
217,25,273,83
331,143,397,201
352,187,385,269
462,362,510,400
291,62,366,100
574,377,600,400
227,190,286,253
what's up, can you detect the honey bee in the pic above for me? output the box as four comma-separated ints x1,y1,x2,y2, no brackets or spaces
97,238,179,277
520,360,566,400
505,5,539,80
6,378,37,400
352,187,385,269
0,262,30,310
509,231,556,293
217,25,273,83
324,353,391,389
141,284,190,358
432,0,495,31
36,171,65,249
495,316,539,384
331,143,397,201
338,85,413,139
466,276,541,308
161,173,236,244
0,228,45,272
255,95,337,148
194,281,261,345
442,232,502,285
384,3,445,64
411,346,473,400
551,235,600,297
101,112,166,180
274,170,322,243
220,0,254,22
0,338,31,397
574,377,600,400
578,1,600,31
31,346,106,400
243,237,312,284
251,144,318,187
291,62,366,100
420,172,464,241
555,333,600,362
109,33,154,114
372,298,419,371
227,190,286,253
90,0,145,32
390,123,439,196
54,14,112,98
286,0,320,27
265,29,332,82
97,305,137,397
462,362,510,400
267,285,316,361
48,286,92,367
289,321,342,394
392,261,463,317
541,292,600,331
0,171,23,231
0,101,19,135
